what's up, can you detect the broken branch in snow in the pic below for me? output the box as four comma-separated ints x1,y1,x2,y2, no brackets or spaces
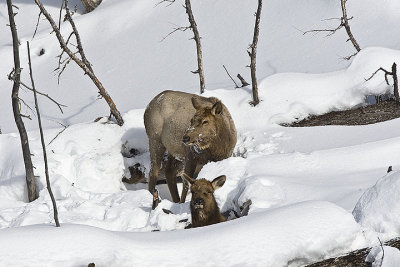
237,73,250,87
365,63,399,102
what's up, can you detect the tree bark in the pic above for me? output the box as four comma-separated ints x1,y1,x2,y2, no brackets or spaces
185,0,205,94
27,41,60,227
34,0,124,126
249,0,262,106
7,0,37,202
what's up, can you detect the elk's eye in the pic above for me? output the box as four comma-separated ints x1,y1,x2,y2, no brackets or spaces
202,120,208,125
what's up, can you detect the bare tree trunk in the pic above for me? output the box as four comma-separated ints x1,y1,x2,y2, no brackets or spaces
249,0,262,106
34,0,124,126
7,0,37,202
185,0,205,94
341,0,361,52
81,0,102,13
392,63,399,102
27,41,60,227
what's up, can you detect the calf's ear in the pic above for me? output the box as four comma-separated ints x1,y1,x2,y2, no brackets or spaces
181,172,196,185
211,175,226,190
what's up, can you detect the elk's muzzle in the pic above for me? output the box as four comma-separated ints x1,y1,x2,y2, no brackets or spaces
193,198,204,209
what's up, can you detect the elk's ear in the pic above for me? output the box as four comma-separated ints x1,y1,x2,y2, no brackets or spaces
181,172,196,185
211,175,226,190
211,101,223,115
191,97,203,110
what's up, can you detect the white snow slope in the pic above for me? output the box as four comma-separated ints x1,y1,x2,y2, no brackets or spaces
2,0,400,266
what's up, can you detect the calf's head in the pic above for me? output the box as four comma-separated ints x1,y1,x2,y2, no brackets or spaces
182,97,224,152
181,173,226,227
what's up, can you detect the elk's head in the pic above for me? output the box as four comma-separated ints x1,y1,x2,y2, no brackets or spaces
182,97,223,152
181,173,226,212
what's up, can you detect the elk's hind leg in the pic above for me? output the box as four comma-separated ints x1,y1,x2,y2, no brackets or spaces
165,154,183,203
148,141,166,197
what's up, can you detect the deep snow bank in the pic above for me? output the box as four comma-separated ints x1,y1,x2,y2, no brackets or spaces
353,171,400,237
0,201,362,267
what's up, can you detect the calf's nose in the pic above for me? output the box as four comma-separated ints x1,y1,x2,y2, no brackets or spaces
182,135,190,144
194,198,204,205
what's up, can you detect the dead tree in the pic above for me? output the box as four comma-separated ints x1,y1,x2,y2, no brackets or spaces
7,0,37,202
159,0,205,94
304,0,361,60
27,41,60,227
81,0,102,13
34,0,124,126
366,63,399,102
248,0,262,106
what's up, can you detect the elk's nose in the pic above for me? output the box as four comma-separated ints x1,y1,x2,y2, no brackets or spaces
194,198,204,205
182,135,190,144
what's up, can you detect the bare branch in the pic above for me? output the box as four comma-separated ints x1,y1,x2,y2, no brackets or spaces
160,25,190,42
19,81,67,113
48,124,68,145
27,41,60,227
155,0,175,7
33,0,124,125
32,11,42,40
365,67,392,82
222,65,239,88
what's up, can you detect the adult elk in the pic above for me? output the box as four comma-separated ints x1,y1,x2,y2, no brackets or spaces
181,173,226,228
144,90,236,204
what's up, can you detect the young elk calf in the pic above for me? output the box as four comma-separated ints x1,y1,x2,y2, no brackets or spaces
181,173,226,228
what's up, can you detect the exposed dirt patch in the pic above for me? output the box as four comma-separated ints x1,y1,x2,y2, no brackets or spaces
286,100,400,127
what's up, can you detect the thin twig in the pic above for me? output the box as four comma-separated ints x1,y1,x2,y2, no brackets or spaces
155,0,175,7
27,41,60,227
19,81,66,113
160,25,191,42
47,124,68,145
32,11,42,40
222,65,239,88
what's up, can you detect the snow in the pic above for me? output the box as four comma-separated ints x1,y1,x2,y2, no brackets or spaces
366,246,400,267
0,201,363,267
353,171,400,238
1,0,400,266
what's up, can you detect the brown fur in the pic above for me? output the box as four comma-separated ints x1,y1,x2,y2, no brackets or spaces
144,90,237,203
182,173,226,228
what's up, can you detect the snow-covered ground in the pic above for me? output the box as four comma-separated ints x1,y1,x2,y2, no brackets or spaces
2,0,400,266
